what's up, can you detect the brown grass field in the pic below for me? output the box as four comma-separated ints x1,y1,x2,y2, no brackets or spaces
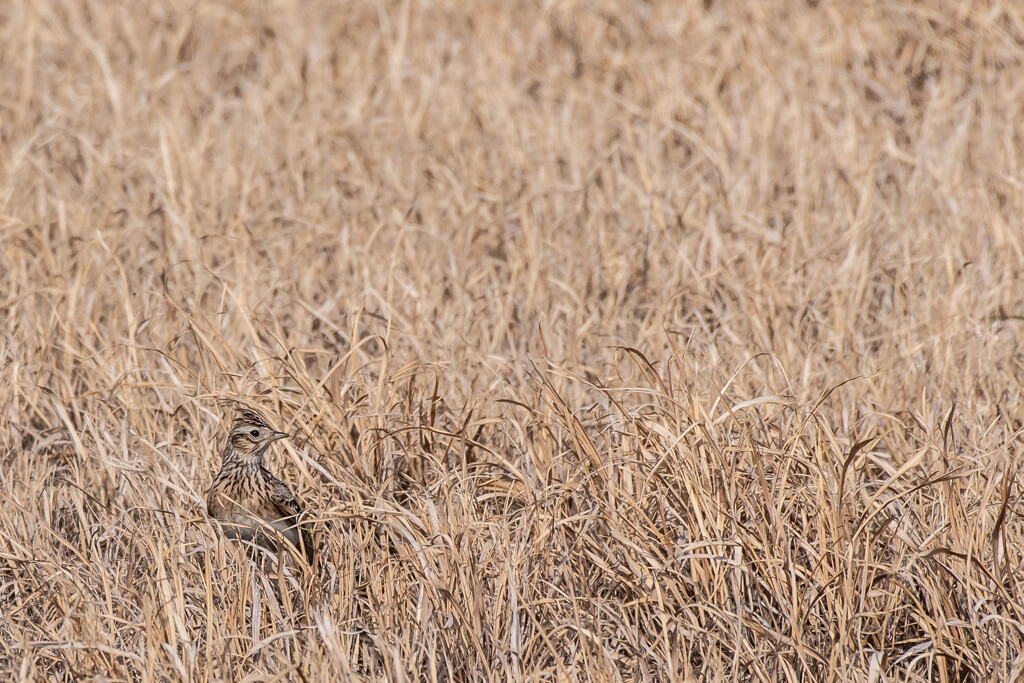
2,0,1024,680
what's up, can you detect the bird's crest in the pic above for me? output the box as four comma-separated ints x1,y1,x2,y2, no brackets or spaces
231,407,272,430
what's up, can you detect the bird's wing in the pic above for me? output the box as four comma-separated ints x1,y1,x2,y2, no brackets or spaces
269,477,303,519
269,477,316,565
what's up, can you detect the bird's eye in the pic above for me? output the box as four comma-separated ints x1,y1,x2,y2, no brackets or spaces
250,429,260,438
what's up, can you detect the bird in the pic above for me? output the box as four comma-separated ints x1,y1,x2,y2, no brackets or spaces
206,408,315,565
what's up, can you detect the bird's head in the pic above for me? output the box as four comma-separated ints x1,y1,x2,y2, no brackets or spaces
225,408,290,462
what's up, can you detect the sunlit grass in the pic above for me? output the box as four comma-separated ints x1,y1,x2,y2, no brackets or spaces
2,0,1024,680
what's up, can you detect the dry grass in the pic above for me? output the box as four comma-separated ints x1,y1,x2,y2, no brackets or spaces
2,0,1024,680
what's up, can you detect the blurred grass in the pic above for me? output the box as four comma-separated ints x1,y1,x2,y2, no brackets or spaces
2,0,1024,680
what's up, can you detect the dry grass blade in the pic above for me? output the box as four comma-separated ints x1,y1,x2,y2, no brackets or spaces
2,0,1024,680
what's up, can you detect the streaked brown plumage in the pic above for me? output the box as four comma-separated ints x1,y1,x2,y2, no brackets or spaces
206,408,314,565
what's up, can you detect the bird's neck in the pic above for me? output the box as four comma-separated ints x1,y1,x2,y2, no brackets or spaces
220,443,265,469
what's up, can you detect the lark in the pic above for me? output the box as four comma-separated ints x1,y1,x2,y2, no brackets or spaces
206,408,315,565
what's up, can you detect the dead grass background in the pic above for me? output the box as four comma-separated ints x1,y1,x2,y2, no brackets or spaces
2,0,1024,680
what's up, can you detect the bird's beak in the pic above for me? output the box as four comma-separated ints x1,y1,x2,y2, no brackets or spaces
270,430,291,441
